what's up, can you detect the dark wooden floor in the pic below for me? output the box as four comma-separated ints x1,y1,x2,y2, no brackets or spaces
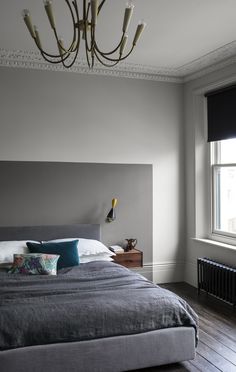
139,282,236,372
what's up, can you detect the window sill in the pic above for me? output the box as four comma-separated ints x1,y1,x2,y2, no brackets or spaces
191,238,236,251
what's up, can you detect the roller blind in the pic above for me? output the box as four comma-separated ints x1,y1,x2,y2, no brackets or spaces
206,85,236,142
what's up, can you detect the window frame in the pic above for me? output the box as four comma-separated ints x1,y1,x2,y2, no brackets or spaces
210,141,236,245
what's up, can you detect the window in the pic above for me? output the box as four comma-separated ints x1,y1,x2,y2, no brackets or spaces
211,138,236,241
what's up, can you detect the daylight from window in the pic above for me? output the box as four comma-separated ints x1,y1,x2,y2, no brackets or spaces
220,138,236,163
213,138,236,236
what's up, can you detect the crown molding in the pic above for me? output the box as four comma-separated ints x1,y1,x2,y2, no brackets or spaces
1,41,236,83
183,55,236,82
181,40,236,82
181,41,236,82
0,49,182,83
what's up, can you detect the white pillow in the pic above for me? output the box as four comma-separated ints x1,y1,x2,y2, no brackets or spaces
80,255,114,263
0,240,36,263
42,238,115,257
78,239,115,256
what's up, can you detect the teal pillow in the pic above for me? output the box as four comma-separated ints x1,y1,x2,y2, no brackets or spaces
8,253,59,275
27,240,79,269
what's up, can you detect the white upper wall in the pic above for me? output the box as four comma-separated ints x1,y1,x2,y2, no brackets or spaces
184,63,236,287
0,67,185,282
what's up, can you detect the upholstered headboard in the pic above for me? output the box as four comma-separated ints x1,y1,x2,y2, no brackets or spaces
0,224,101,242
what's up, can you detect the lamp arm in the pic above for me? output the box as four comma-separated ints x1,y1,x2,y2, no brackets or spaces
98,0,106,15
68,0,81,53
33,0,80,60
91,27,96,68
94,49,121,67
94,45,134,62
85,28,92,68
94,33,125,56
60,37,80,68
39,50,71,64
54,0,80,54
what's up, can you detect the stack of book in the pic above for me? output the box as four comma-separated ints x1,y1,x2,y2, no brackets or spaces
109,245,124,253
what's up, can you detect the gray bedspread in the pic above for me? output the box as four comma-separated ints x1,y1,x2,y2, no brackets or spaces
0,261,198,351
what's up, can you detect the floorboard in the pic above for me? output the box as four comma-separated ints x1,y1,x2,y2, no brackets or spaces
137,282,236,372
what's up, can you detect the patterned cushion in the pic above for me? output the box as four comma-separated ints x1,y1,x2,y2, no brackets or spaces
8,253,60,275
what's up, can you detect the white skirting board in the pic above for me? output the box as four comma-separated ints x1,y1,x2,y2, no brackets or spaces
132,261,185,283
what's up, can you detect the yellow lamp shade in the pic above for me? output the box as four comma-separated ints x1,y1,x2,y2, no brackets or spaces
112,198,118,208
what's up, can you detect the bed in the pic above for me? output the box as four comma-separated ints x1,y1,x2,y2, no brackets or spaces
0,224,198,372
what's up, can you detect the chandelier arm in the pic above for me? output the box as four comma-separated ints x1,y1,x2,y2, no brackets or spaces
53,0,78,55
83,0,91,52
64,0,80,53
84,0,95,59
98,0,106,15
83,0,87,20
85,3,93,53
32,0,80,59
94,49,121,67
86,1,91,19
85,44,92,69
84,26,92,55
34,39,68,59
39,50,71,64
60,39,81,68
93,1,124,56
94,33,125,56
96,45,134,62
39,31,80,67
58,24,81,68
84,1,92,71
90,27,95,68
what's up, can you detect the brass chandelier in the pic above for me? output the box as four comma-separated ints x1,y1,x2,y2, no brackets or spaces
22,0,146,69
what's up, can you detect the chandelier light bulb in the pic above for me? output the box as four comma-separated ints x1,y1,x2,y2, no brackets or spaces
123,2,134,33
43,0,53,5
22,9,36,39
126,1,134,9
44,0,56,29
139,19,147,27
133,19,146,46
22,9,30,18
58,36,65,56
34,26,42,50
120,34,128,55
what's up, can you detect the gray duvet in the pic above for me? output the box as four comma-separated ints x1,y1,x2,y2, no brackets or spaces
0,261,198,351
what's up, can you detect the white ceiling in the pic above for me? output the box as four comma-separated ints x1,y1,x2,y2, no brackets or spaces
1,0,236,81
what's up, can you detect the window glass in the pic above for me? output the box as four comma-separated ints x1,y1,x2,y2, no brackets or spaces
218,138,236,164
211,138,236,239
214,166,236,234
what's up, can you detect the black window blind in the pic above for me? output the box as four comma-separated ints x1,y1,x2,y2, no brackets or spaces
206,85,236,142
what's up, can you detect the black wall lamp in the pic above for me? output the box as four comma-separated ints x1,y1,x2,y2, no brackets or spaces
106,198,118,222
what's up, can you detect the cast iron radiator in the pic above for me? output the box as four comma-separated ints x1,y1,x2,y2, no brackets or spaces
197,258,236,305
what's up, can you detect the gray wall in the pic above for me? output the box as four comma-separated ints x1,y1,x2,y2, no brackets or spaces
0,161,152,264
0,66,184,282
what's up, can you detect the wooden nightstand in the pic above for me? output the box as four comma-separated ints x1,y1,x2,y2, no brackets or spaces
113,248,143,268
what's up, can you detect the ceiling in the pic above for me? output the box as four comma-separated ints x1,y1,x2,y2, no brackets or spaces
1,0,236,81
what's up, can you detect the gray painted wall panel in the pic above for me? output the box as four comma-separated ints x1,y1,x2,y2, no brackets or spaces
0,161,152,264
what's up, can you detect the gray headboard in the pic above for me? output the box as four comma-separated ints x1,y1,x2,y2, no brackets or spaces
0,224,101,242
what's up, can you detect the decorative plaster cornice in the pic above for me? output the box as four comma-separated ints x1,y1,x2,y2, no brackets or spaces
0,49,182,83
181,40,236,82
1,40,236,83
